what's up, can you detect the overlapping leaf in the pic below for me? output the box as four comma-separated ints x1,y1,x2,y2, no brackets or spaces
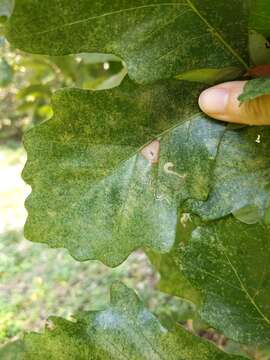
238,77,270,103
6,0,270,352
147,213,202,304
147,248,201,304
249,31,270,66
23,77,270,348
187,125,270,224
181,217,270,346
23,79,225,266
6,0,249,83
18,283,246,360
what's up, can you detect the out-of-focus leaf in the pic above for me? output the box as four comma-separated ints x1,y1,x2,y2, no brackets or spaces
77,53,121,64
0,0,14,23
49,56,79,83
0,57,13,87
0,340,24,360
36,105,53,120
16,84,51,100
91,67,127,90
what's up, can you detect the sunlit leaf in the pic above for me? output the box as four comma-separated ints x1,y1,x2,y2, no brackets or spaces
22,283,246,360
23,80,225,266
188,125,270,224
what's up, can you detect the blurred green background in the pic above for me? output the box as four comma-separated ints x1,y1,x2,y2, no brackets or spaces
0,36,269,359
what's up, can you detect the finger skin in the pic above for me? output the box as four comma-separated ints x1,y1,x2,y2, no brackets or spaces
199,81,270,125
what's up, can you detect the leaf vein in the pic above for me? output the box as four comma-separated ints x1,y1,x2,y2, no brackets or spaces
185,0,248,69
223,252,270,327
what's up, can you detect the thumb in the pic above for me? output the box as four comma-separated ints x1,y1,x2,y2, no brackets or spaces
198,81,270,125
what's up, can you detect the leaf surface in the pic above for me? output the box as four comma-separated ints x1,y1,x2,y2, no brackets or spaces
147,213,202,304
6,0,249,83
250,0,270,37
238,77,270,103
22,283,246,360
181,217,270,346
187,125,270,224
23,80,225,266
249,31,270,66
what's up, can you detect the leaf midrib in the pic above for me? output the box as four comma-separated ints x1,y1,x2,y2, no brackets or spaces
90,113,202,187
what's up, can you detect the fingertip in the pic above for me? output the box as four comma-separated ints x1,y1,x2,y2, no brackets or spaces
198,87,229,116
198,81,248,123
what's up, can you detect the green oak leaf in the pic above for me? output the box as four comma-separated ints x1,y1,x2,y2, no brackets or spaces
147,249,201,304
250,0,270,38
187,125,270,224
6,0,249,83
147,213,202,304
175,67,244,85
238,77,270,103
23,79,225,267
181,216,270,346
22,283,246,360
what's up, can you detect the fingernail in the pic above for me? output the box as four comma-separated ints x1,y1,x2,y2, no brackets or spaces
199,88,229,115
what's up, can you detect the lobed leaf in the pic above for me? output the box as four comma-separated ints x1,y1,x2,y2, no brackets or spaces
187,125,270,224
6,0,249,83
7,0,270,351
23,80,225,266
147,213,202,304
21,283,246,360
